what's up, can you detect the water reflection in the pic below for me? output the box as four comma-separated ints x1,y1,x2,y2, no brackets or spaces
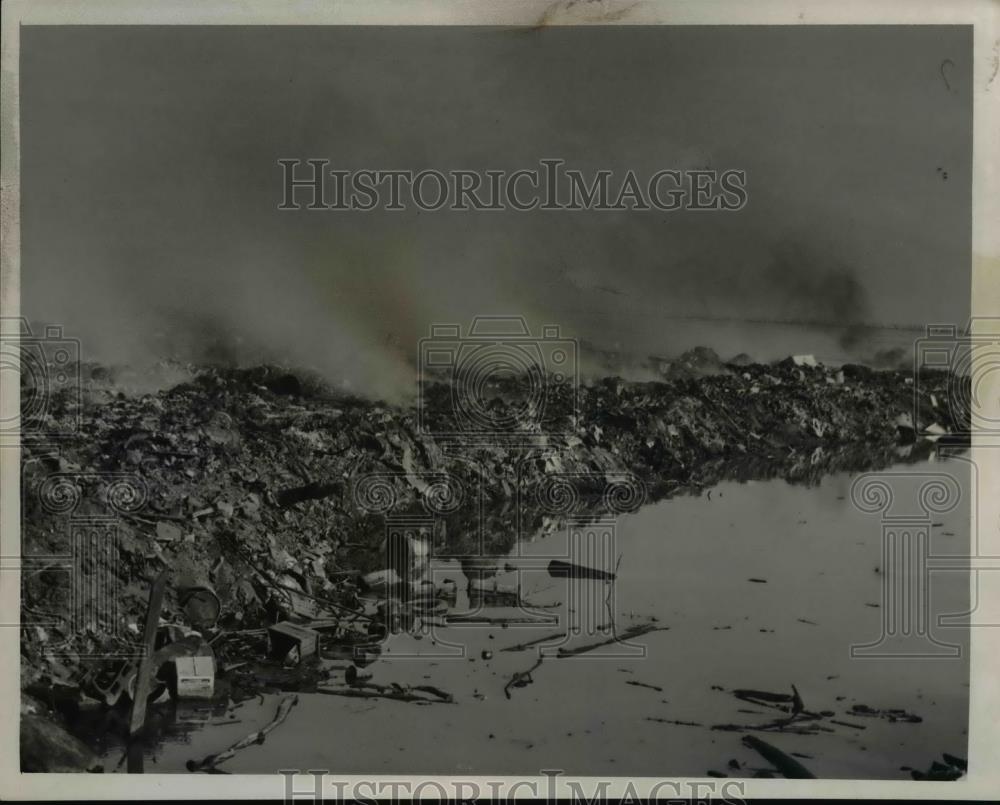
83,450,970,778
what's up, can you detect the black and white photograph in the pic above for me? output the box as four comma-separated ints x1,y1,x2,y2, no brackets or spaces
2,1,998,800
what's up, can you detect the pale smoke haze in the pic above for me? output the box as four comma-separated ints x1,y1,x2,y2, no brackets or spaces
20,26,971,398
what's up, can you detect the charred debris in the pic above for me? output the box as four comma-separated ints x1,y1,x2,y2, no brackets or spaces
19,350,965,770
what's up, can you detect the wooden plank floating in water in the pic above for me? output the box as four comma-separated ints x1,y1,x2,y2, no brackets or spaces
732,688,794,704
626,680,664,692
316,682,453,704
445,614,557,625
547,560,617,580
500,631,568,652
829,719,867,730
556,623,667,658
742,734,817,779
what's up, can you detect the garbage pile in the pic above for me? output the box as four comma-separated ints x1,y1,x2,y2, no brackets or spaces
19,354,964,766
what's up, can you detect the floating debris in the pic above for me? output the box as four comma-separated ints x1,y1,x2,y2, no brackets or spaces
316,682,453,704
557,623,667,658
186,694,299,772
504,657,544,700
17,355,967,770
850,704,922,723
548,560,617,581
742,735,816,779
499,631,567,653
626,680,664,692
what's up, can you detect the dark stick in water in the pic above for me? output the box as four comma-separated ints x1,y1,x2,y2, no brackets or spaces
186,695,299,772
742,734,817,779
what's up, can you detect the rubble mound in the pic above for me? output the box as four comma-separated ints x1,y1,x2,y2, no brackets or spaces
20,359,965,710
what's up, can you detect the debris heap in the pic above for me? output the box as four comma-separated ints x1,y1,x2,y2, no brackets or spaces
20,356,964,725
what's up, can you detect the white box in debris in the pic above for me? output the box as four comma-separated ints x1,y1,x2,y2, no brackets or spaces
174,656,215,699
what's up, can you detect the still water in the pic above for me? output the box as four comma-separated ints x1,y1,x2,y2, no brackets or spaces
100,456,971,778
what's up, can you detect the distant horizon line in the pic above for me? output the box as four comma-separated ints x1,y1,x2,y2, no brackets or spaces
573,312,928,333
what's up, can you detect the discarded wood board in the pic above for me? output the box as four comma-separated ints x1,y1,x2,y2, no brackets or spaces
547,559,616,581
129,570,169,737
742,734,816,779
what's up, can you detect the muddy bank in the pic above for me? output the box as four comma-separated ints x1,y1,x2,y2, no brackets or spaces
19,355,963,768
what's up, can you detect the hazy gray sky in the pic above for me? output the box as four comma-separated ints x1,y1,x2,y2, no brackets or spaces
21,26,971,394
